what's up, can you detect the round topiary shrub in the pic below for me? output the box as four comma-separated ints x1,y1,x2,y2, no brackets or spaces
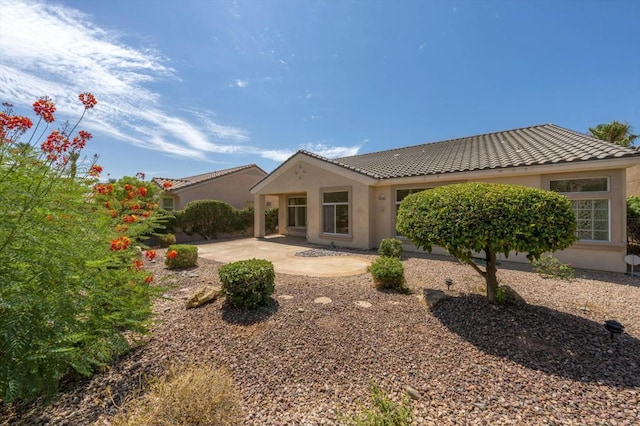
219,259,275,309
158,233,176,248
378,238,403,258
369,256,405,291
164,244,198,269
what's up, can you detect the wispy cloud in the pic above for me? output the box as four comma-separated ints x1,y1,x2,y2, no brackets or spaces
0,0,251,161
259,141,362,162
233,79,249,88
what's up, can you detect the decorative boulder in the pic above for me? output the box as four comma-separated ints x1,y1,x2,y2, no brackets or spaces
185,285,221,309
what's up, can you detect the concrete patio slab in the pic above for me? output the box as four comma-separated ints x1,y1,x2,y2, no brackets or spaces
195,235,372,277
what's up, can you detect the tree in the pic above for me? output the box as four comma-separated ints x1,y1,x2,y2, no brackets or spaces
396,183,577,302
589,121,638,148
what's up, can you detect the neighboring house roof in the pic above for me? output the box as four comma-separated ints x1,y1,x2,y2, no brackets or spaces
153,164,266,192
276,124,640,181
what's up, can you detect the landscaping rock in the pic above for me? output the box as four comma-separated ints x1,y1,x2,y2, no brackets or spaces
422,288,448,308
185,285,221,309
314,296,332,304
405,385,421,400
355,301,372,308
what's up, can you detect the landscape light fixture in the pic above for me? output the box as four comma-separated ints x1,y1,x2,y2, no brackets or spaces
604,320,624,339
445,278,453,290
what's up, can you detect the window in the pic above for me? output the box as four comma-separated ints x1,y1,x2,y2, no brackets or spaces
396,188,429,236
287,197,307,228
571,199,609,241
322,191,349,234
549,176,610,242
162,197,174,211
550,177,608,193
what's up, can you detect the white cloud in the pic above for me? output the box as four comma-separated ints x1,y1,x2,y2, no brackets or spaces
234,79,249,88
0,0,251,161
301,142,361,159
260,149,295,162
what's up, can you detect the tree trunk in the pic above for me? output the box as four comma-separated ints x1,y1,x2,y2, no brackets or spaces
485,247,498,303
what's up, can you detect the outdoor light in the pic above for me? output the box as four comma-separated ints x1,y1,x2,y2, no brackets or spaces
445,278,453,290
604,320,624,339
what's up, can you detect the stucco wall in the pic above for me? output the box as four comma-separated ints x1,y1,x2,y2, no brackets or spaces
174,167,267,210
627,164,640,196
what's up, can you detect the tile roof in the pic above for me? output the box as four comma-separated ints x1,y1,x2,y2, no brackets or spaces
300,124,640,179
153,164,265,191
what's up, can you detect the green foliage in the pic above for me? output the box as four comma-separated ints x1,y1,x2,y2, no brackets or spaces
219,259,275,310
164,244,198,269
628,196,640,219
589,121,638,148
494,286,507,304
178,200,235,239
0,97,163,402
265,207,279,234
531,254,574,280
340,382,414,426
232,206,254,232
397,182,577,302
378,238,403,258
158,233,176,247
368,257,406,291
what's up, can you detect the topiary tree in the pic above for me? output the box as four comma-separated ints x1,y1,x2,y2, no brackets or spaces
397,182,577,303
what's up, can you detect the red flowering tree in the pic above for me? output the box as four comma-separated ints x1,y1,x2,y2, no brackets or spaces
0,94,166,402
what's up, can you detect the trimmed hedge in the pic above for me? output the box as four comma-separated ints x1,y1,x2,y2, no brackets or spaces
219,259,275,309
369,257,405,291
378,238,403,258
164,244,198,269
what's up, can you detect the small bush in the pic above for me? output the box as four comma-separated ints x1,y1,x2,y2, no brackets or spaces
158,233,176,247
164,244,198,269
495,286,507,304
219,259,275,309
265,207,279,234
340,381,413,426
378,238,403,258
530,254,574,280
369,257,406,291
110,363,243,425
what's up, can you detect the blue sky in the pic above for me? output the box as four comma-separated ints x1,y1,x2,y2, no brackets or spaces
1,0,638,180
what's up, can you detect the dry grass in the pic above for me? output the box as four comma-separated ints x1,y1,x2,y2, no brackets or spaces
109,363,243,425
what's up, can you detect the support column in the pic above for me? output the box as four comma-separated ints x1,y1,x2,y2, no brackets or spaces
254,194,266,238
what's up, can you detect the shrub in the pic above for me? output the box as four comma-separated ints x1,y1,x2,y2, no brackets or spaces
232,206,254,232
628,196,640,219
178,200,235,239
110,363,243,425
164,244,198,269
530,254,574,280
0,94,164,402
158,233,176,247
369,257,406,291
378,238,403,258
219,259,275,309
265,207,279,234
340,381,413,426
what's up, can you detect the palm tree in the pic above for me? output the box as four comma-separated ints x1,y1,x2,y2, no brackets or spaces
589,121,638,148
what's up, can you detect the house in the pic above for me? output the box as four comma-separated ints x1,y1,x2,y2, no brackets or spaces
251,124,640,273
153,164,277,211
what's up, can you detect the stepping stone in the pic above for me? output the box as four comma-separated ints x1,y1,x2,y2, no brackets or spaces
278,295,294,300
355,301,372,308
314,296,332,304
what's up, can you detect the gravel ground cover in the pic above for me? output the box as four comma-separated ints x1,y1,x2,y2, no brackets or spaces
3,249,640,425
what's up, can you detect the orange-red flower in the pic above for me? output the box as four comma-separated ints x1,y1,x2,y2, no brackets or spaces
33,97,56,123
136,186,147,197
162,181,173,189
71,130,92,150
132,259,144,271
88,164,103,177
109,209,118,218
41,130,70,154
78,93,97,109
145,250,157,261
144,275,154,284
122,214,137,223
167,250,178,259
110,236,131,251
115,224,129,233
123,183,133,191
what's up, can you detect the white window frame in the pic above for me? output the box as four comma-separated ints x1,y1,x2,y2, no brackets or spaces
321,190,350,236
287,196,307,228
161,197,174,211
548,176,611,242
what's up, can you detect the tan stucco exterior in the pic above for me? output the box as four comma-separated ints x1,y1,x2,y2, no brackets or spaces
163,166,278,211
628,164,640,196
252,152,640,273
